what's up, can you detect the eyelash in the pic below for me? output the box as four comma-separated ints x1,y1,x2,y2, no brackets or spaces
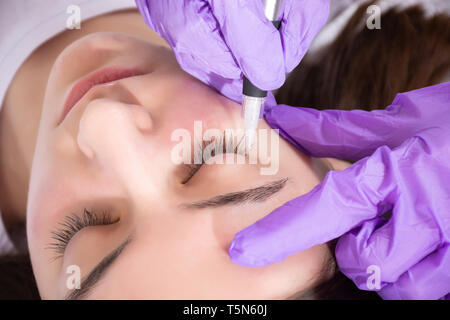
181,131,245,184
47,208,119,260
47,134,241,258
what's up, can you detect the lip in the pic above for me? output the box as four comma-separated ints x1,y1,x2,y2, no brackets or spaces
60,66,144,124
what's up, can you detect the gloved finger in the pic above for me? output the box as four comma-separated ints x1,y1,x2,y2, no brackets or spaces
264,84,449,161
334,134,450,298
136,0,240,78
281,0,330,72
211,0,286,90
229,145,396,267
378,244,450,300
336,212,443,292
135,0,243,101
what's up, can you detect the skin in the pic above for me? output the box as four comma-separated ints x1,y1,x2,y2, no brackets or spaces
0,9,350,299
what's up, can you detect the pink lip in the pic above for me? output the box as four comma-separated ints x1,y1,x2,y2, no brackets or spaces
60,67,144,124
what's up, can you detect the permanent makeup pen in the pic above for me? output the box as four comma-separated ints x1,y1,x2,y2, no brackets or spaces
242,0,284,154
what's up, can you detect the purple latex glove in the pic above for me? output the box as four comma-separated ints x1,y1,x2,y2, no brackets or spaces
135,0,330,102
229,82,450,300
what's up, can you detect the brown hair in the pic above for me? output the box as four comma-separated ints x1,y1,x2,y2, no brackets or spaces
0,2,449,300
278,3,450,299
0,254,39,299
276,2,450,110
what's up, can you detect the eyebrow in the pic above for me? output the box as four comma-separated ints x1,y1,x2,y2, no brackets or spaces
64,178,287,299
181,178,289,209
65,237,131,300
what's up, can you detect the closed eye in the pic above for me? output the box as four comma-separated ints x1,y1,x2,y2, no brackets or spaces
46,208,119,261
180,131,245,184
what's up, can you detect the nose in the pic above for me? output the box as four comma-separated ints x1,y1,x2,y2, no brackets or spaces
77,98,158,196
77,98,153,158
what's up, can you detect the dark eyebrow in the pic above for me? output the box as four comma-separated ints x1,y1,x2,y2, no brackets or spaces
63,179,287,299
65,237,131,300
181,178,289,209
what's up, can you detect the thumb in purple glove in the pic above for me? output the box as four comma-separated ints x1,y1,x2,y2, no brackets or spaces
135,0,330,102
229,82,450,300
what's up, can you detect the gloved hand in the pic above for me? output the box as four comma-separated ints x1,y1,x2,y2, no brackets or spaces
228,82,450,300
135,0,330,102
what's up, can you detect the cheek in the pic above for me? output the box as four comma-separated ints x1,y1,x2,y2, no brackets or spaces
202,164,328,297
208,175,323,256
191,193,330,298
148,71,241,140
125,213,329,299
26,189,64,299
188,214,331,299
27,173,62,255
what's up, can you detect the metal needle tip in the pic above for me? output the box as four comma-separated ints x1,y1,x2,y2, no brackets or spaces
242,95,265,155
245,129,256,155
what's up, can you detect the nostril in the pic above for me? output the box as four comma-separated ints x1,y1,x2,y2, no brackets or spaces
77,130,95,160
76,99,154,160
128,104,153,133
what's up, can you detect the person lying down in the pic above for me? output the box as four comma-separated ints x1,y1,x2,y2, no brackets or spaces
0,2,448,299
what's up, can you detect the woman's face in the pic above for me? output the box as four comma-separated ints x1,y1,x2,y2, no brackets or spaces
27,32,333,299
